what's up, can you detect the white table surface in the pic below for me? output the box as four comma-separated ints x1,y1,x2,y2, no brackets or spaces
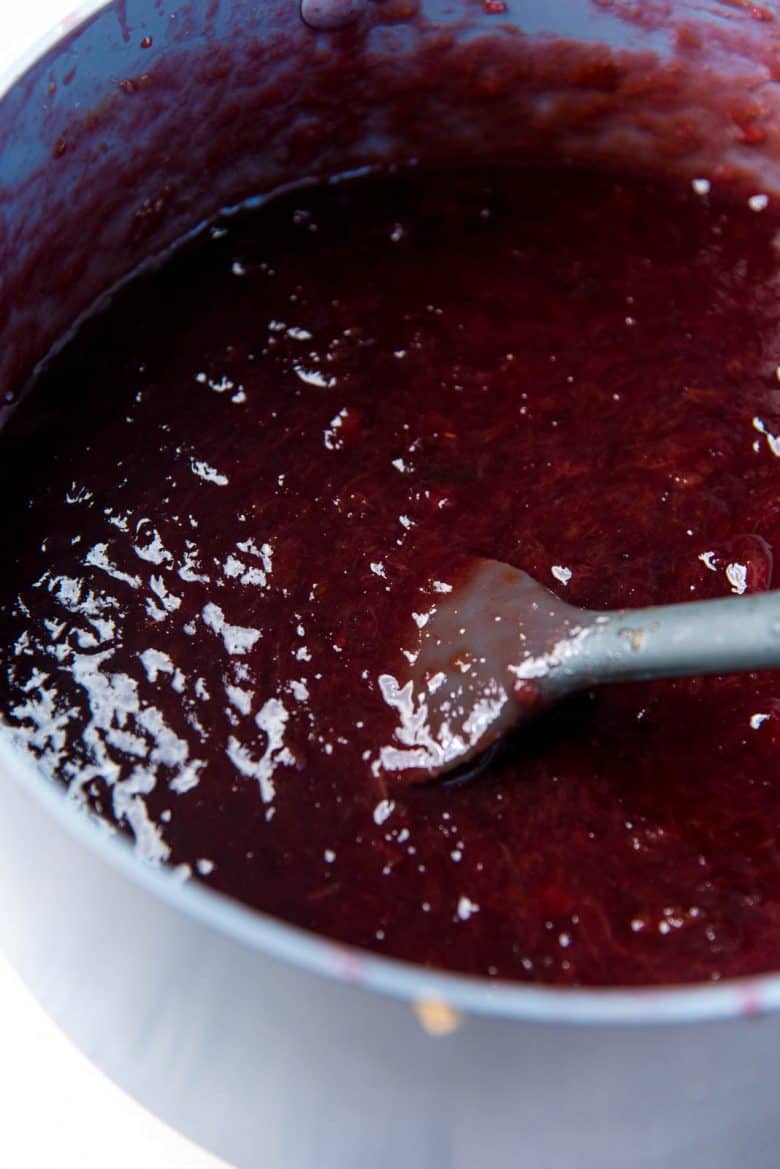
0,6,230,1167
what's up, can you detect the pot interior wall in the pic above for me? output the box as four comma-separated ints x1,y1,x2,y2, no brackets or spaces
3,0,780,421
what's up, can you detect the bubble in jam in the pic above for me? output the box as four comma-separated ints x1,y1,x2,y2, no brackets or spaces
300,0,362,30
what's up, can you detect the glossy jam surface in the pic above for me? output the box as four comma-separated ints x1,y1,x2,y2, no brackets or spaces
3,165,780,986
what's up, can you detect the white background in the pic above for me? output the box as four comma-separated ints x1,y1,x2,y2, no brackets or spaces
0,6,229,1167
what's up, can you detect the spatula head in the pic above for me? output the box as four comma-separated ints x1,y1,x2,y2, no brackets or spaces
373,557,581,788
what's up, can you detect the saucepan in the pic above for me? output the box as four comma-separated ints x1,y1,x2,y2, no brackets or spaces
2,2,780,1166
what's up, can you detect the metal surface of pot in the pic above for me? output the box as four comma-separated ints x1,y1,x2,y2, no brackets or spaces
2,3,780,1166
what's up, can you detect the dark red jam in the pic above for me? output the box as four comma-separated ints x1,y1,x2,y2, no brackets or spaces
3,164,780,986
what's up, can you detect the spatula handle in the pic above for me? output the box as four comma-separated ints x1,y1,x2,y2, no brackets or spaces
566,590,780,688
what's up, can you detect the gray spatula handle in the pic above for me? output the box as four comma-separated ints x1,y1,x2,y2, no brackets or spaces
562,590,780,688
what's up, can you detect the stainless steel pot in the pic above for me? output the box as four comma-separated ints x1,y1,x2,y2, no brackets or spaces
3,3,780,1166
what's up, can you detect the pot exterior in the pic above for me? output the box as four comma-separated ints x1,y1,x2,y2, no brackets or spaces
2,760,780,1169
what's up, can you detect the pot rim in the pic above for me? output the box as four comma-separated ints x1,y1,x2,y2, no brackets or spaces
0,0,106,103
3,0,780,1030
